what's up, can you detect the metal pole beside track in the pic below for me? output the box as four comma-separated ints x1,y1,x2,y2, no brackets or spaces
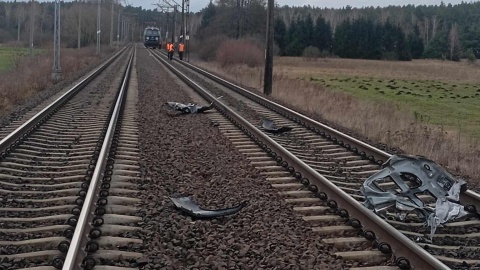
52,0,61,80
96,0,101,55
29,0,34,58
263,0,274,95
110,0,114,47
78,0,82,49
117,9,121,48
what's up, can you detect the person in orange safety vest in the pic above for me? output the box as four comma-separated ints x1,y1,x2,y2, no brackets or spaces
178,42,185,61
167,42,174,60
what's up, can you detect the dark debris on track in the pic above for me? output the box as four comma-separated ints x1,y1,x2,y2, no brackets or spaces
135,48,344,269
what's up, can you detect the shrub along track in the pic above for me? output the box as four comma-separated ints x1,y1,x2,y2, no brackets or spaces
149,48,480,270
0,46,143,269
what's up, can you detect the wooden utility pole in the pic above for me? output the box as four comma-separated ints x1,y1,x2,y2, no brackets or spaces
96,0,101,55
29,0,34,57
110,0,114,47
263,0,274,95
117,9,121,48
52,0,61,80
77,0,81,49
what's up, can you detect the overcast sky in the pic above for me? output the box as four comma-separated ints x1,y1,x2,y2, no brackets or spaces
127,0,475,13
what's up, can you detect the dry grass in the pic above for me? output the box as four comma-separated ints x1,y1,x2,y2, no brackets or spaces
195,59,480,180
0,47,102,117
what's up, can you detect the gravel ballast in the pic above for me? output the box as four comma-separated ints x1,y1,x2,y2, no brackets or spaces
136,48,343,269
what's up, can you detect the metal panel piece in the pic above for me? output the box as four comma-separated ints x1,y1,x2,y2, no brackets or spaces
361,155,469,238
170,197,247,218
262,118,293,134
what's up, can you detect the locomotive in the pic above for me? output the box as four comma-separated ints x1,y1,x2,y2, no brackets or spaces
143,27,161,49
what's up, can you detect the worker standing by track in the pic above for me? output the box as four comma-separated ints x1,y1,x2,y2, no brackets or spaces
178,42,185,61
167,42,174,60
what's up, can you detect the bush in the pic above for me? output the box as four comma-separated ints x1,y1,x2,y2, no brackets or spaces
0,29,13,43
195,35,228,61
302,46,321,61
216,39,264,67
466,48,476,63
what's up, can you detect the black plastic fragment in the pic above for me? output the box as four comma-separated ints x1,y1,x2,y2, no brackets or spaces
262,118,293,134
170,196,248,218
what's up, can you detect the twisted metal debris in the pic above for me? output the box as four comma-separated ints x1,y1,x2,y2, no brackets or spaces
360,155,468,239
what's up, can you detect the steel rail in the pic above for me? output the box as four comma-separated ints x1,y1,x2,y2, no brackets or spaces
0,46,128,156
62,47,135,269
150,50,449,270
168,54,480,214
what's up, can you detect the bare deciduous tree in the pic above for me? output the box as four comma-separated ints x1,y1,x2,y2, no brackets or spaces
431,15,441,40
5,5,12,28
15,4,27,41
423,17,429,46
449,22,459,60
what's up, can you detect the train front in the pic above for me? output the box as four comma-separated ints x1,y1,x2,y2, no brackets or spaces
144,27,160,49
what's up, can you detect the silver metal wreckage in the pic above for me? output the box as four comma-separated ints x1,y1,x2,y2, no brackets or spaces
166,102,213,114
360,155,474,239
166,96,223,114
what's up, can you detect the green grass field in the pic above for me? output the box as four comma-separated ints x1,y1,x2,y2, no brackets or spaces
0,47,44,72
309,75,480,138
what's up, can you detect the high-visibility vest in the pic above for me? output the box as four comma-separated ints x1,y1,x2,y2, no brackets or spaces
179,43,185,52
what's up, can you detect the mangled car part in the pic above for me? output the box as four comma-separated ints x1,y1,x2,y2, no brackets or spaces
166,96,223,114
262,118,293,134
360,155,469,239
166,102,213,114
170,196,248,218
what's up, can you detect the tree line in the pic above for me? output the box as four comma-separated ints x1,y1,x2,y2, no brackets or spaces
1,0,479,62
195,0,480,61
0,1,148,48
274,15,424,61
196,0,267,42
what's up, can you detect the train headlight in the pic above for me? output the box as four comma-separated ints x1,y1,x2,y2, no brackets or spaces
155,37,159,41
145,37,149,40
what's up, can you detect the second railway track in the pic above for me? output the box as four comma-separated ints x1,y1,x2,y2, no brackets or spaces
0,46,143,269
149,48,480,270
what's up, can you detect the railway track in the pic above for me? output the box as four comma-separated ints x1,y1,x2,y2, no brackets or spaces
1,43,477,269
149,48,480,270
0,46,142,269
